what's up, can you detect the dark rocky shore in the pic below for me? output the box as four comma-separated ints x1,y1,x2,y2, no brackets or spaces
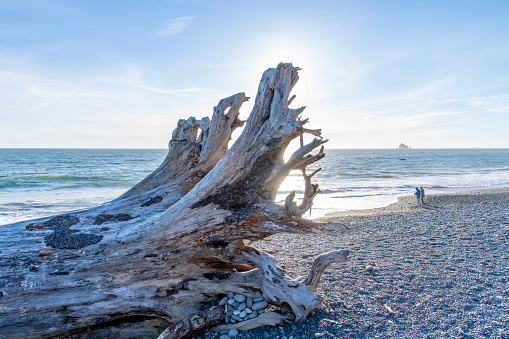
208,188,509,339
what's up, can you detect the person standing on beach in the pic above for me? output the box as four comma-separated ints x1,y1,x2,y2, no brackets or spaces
420,186,425,204
414,187,422,206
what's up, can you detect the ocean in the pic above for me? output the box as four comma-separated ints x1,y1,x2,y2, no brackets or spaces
1,148,509,225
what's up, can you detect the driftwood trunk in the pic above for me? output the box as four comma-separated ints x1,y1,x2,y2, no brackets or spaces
0,63,348,338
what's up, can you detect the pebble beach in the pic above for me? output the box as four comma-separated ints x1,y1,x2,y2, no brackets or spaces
210,188,509,339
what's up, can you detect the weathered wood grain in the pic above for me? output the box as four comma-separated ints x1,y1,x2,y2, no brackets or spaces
0,63,348,338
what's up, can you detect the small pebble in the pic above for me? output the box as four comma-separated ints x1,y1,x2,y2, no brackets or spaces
258,309,265,314
245,307,253,314
239,310,247,318
252,300,268,310
219,297,228,306
365,265,375,271
238,302,247,311
232,301,240,307
227,292,234,299
233,310,240,315
228,328,239,337
231,315,242,322
246,297,253,308
253,297,264,302
248,313,258,319
220,335,231,339
234,294,246,303
228,299,235,305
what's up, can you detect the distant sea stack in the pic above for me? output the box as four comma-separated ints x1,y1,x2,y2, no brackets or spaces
398,143,411,149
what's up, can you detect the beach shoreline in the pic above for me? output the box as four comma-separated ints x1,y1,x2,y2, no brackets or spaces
237,187,509,339
315,186,509,222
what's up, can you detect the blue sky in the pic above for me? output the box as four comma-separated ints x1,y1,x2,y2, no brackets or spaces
1,0,508,148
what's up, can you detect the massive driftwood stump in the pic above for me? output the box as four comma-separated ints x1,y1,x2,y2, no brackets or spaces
0,63,349,338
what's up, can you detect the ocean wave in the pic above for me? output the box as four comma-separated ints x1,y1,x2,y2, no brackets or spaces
31,175,98,181
0,176,135,189
480,167,509,173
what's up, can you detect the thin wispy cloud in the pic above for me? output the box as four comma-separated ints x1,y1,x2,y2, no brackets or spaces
468,94,509,113
154,16,196,38
126,82,213,98
27,90,78,111
358,111,459,131
332,109,459,133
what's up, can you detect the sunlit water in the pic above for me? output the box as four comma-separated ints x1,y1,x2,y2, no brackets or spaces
1,148,508,225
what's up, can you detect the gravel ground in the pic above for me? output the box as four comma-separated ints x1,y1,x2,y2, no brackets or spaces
204,189,509,339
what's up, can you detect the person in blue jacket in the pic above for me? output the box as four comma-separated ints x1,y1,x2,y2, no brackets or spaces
414,187,422,206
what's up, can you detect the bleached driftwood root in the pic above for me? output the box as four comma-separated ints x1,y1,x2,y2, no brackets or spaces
0,63,349,338
157,307,225,339
303,250,350,292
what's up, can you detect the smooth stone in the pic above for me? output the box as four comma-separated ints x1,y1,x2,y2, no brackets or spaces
227,292,234,299
226,310,233,316
239,310,247,318
245,307,253,314
234,294,246,303
219,296,228,306
251,301,268,311
253,297,264,302
258,309,265,314
231,314,243,322
246,297,253,308
248,313,258,319
232,301,240,307
220,335,231,339
228,305,235,311
365,265,375,271
228,298,235,305
225,316,230,323
228,329,239,337
237,302,247,311
230,319,237,323
233,310,240,315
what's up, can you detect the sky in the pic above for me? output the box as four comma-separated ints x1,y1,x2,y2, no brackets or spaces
0,0,508,149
